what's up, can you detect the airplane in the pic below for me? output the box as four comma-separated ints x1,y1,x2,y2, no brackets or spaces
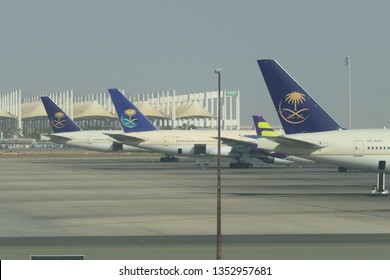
105,88,264,168
256,59,390,178
252,115,315,165
41,96,147,153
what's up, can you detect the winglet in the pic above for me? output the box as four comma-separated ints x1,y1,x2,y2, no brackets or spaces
252,115,278,137
108,88,157,133
41,96,81,133
257,59,343,134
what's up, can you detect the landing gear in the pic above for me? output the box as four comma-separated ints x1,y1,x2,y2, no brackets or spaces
229,160,253,168
160,155,179,162
338,167,350,172
372,160,388,196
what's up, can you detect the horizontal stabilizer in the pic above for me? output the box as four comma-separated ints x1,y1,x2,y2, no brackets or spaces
105,133,145,146
264,135,326,150
46,134,73,144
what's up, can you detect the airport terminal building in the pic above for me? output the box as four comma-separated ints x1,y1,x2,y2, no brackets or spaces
0,89,240,138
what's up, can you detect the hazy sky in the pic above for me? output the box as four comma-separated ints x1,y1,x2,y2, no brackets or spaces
1,0,390,128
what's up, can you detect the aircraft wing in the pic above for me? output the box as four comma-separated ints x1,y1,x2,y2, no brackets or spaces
218,136,257,152
46,134,72,144
104,133,146,146
264,135,326,149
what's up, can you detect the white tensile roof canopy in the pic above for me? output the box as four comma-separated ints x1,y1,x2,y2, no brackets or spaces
134,101,169,119
16,99,216,122
175,101,214,119
21,102,46,119
73,101,116,119
0,106,16,119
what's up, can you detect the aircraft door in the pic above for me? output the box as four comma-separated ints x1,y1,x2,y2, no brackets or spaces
194,144,206,155
353,140,364,157
163,136,169,146
112,142,123,151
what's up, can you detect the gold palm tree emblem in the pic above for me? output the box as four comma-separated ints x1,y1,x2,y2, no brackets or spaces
285,91,306,111
121,108,138,128
54,112,65,119
51,112,66,128
124,109,136,117
279,91,309,124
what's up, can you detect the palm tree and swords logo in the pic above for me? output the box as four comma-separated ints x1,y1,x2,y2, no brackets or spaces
51,112,67,128
278,91,309,124
121,108,138,128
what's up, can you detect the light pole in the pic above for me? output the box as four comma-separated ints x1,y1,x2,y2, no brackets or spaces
215,68,222,260
344,56,352,129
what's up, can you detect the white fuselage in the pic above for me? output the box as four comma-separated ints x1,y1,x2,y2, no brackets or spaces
118,130,257,158
50,130,146,153
258,129,390,172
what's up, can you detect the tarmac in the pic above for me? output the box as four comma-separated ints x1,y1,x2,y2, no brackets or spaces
1,149,390,259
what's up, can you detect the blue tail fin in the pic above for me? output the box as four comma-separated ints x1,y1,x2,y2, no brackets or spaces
257,59,343,134
108,88,157,133
41,96,81,133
